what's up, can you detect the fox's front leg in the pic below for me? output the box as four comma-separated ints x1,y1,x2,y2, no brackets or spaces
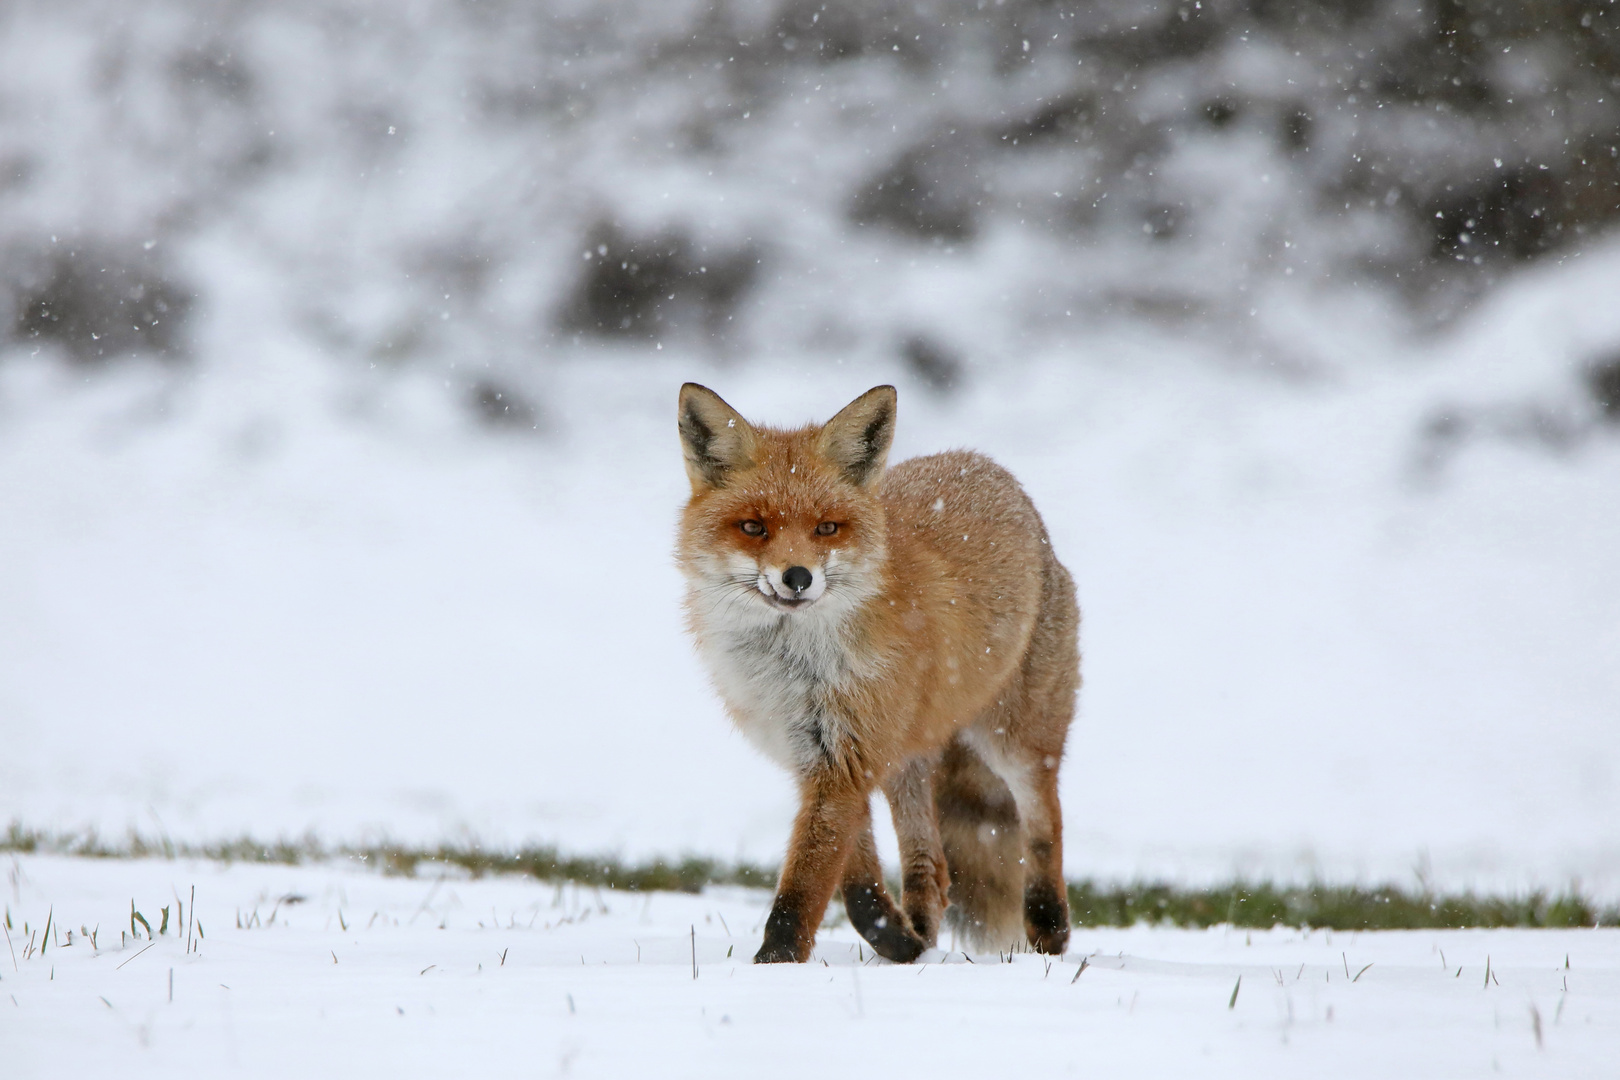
839,799,927,963
756,776,869,964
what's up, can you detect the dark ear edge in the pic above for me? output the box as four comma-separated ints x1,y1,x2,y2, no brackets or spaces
817,385,897,488
678,382,756,491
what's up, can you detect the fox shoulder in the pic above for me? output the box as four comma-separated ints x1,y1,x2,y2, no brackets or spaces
882,450,1047,546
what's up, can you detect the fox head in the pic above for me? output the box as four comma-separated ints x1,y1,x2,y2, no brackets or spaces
676,383,895,624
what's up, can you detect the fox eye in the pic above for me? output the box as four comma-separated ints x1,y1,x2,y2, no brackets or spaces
739,520,766,537
815,521,839,536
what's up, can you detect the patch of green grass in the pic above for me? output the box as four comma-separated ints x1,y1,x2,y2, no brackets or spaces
6,821,1615,929
1065,880,1616,931
2,821,776,894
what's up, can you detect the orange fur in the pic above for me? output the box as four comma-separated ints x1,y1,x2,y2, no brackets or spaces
676,384,1079,962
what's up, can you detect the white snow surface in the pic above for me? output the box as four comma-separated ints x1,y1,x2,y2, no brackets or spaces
3,239,1620,895
4,854,1617,1078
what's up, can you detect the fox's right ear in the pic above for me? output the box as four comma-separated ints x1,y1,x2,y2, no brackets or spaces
818,385,896,488
678,383,758,492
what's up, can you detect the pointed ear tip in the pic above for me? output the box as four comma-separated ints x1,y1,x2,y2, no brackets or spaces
679,383,731,416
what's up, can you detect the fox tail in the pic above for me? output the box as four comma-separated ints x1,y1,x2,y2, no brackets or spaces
934,737,1027,952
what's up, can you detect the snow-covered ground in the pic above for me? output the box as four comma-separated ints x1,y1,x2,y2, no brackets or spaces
4,854,1617,1078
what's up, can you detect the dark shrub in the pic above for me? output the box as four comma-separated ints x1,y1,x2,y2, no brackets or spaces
1588,354,1620,422
850,138,982,241
902,334,962,393
470,380,540,431
1427,151,1620,264
10,243,191,363
559,222,758,342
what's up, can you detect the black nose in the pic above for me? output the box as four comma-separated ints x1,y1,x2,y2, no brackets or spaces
782,566,813,593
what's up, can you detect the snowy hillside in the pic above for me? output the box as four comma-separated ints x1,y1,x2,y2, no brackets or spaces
1,0,1618,896
4,249,1618,893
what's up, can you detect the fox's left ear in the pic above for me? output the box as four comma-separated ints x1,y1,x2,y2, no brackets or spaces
817,385,896,488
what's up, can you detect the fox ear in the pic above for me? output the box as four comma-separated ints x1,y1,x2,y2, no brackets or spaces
678,383,757,492
817,385,896,488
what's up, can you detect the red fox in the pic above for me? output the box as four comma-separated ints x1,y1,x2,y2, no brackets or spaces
676,384,1079,963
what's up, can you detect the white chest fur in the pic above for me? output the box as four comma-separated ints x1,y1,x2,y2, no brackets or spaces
697,610,855,775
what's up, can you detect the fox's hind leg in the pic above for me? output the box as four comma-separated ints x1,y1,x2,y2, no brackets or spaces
1007,752,1070,955
965,730,1069,955
881,758,951,948
964,559,1078,955
840,800,927,963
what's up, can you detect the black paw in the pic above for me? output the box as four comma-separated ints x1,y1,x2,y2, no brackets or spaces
1027,922,1070,955
844,882,927,963
1024,880,1071,955
753,941,803,964
868,924,927,963
755,898,811,963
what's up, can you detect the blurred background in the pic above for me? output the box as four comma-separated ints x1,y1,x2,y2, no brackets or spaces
1,0,1617,894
